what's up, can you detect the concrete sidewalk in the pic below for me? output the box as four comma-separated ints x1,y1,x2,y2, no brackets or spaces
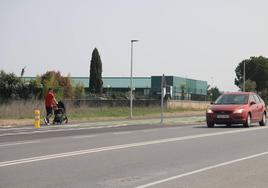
0,115,206,129
0,111,205,128
70,115,206,129
47,115,206,131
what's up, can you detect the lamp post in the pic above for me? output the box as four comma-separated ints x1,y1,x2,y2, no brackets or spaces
130,39,138,119
243,61,245,92
107,85,110,97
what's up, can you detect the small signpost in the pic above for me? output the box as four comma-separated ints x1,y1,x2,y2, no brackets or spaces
161,74,166,124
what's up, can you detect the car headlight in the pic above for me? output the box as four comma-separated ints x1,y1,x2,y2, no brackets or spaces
234,109,244,114
207,109,213,113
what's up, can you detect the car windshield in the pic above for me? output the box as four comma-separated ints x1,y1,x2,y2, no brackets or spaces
215,94,249,105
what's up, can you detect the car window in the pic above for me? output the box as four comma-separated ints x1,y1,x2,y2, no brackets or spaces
249,95,255,103
257,95,264,103
215,94,249,105
253,95,261,103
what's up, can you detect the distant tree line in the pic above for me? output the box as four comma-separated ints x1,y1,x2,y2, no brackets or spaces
2,52,267,103
235,56,268,102
0,47,104,103
0,70,85,103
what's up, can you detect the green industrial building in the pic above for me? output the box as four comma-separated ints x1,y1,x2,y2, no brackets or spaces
72,77,151,99
72,76,207,100
24,75,207,100
151,76,207,100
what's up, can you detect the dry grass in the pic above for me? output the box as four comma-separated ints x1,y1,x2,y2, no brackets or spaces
0,101,45,119
0,100,204,126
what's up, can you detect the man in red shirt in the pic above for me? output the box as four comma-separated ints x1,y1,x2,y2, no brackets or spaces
44,88,58,125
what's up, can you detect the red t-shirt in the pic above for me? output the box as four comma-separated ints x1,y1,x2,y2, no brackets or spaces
45,91,56,107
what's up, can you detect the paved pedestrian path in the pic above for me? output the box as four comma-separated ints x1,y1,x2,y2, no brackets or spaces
0,115,205,133
74,115,205,128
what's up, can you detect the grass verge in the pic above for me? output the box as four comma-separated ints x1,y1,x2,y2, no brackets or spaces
0,101,205,126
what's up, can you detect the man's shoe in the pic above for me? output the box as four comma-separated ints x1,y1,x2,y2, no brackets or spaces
44,118,48,125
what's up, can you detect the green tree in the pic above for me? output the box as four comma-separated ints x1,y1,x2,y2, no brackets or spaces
0,70,22,101
244,79,257,92
260,89,268,104
40,71,73,99
73,82,85,99
235,56,268,92
0,70,39,101
207,86,221,101
26,78,43,100
89,48,103,94
180,84,186,100
59,74,73,99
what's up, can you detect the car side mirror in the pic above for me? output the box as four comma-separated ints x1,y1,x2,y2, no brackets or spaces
250,101,256,106
210,101,214,105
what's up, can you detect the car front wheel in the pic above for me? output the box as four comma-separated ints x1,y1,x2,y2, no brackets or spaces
207,121,215,128
259,113,266,126
243,114,251,128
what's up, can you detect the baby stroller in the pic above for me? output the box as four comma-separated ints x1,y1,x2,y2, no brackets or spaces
53,101,68,124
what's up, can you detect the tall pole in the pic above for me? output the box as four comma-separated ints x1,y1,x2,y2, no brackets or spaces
243,61,245,92
161,74,164,124
130,40,138,119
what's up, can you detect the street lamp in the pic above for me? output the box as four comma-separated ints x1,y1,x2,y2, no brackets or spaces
130,39,139,119
107,85,110,97
243,61,245,92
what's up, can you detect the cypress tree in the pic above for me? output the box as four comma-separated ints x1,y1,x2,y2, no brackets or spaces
89,48,103,94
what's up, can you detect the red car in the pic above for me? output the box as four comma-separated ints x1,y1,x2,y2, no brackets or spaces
206,92,267,128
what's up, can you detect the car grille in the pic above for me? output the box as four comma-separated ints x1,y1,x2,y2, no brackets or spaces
214,111,232,115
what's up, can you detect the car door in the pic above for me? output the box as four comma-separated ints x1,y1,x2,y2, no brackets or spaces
254,94,263,121
249,95,258,122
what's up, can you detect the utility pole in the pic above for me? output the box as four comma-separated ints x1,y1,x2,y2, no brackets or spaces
130,39,138,119
161,74,165,124
243,61,245,92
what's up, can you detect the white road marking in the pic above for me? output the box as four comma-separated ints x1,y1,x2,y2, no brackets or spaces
71,135,97,139
0,127,107,137
135,151,268,188
0,126,267,167
142,129,158,133
112,131,132,135
0,123,143,137
0,141,40,147
0,127,35,131
166,127,185,130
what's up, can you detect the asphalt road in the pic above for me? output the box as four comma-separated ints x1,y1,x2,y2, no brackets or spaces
1,120,268,188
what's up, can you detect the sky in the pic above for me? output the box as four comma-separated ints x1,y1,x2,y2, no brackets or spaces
1,0,268,91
